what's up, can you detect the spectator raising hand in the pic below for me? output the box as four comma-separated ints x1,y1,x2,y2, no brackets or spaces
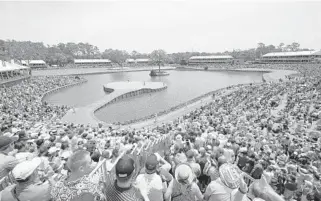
251,174,285,201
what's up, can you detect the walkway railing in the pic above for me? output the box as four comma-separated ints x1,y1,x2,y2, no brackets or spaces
89,133,172,182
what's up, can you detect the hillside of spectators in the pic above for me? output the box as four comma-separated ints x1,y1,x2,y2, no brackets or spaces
0,64,321,201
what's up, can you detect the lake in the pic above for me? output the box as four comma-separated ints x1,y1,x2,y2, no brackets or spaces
44,70,264,123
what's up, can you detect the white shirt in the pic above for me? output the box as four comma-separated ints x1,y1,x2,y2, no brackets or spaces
136,173,164,201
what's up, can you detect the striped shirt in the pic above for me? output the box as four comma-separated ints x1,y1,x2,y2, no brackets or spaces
104,173,144,201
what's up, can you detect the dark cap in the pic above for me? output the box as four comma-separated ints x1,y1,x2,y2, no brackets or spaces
115,155,135,180
145,154,158,174
0,136,18,150
18,130,28,140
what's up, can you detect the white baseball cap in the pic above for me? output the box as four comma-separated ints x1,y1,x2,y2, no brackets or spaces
12,157,42,180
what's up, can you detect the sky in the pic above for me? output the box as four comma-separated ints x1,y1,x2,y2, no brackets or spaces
0,0,320,54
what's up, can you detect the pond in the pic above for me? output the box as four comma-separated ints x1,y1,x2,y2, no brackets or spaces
44,70,264,123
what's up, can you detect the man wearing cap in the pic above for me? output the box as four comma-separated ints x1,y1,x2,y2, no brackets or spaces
104,154,145,201
0,157,52,201
136,154,165,201
17,130,29,143
0,136,19,180
235,147,248,170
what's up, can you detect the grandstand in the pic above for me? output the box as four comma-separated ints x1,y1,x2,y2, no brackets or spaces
188,55,234,65
21,60,47,68
74,59,112,67
261,50,321,63
126,58,135,64
125,58,150,66
136,58,150,64
0,60,30,81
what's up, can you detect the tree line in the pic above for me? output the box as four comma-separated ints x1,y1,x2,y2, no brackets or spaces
0,39,315,66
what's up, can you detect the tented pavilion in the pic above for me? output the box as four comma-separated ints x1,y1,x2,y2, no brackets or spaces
21,60,47,68
188,55,234,65
261,51,321,63
0,61,30,80
74,59,112,66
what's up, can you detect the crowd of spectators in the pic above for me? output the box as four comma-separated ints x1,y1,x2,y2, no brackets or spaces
0,64,321,201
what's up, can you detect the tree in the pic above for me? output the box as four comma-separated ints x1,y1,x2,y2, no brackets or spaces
131,50,139,60
285,44,292,52
0,40,7,66
180,59,188,65
278,43,284,51
46,46,68,66
257,43,265,49
102,49,129,67
149,49,167,72
291,42,300,52
267,45,276,53
231,49,242,59
256,43,266,58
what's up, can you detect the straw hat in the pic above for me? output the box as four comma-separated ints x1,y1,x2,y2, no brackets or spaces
175,164,194,185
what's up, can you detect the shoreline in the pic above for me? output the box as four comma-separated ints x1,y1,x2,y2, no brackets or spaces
177,66,297,82
41,79,88,103
32,66,176,76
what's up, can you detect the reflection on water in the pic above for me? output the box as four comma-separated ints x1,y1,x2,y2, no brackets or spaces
45,70,264,123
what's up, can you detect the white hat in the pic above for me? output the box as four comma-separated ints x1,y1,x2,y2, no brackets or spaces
175,134,182,140
239,147,248,153
11,128,19,134
40,133,51,140
61,150,72,159
175,164,194,185
61,136,69,142
3,132,14,137
30,132,38,139
12,157,42,180
48,147,59,154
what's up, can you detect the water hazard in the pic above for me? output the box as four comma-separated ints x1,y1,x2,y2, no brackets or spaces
44,70,264,123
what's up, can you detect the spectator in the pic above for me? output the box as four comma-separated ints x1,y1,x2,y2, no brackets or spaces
51,150,105,201
104,154,146,201
0,136,19,180
164,163,203,201
186,149,201,178
204,163,249,201
136,154,165,201
0,157,51,201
